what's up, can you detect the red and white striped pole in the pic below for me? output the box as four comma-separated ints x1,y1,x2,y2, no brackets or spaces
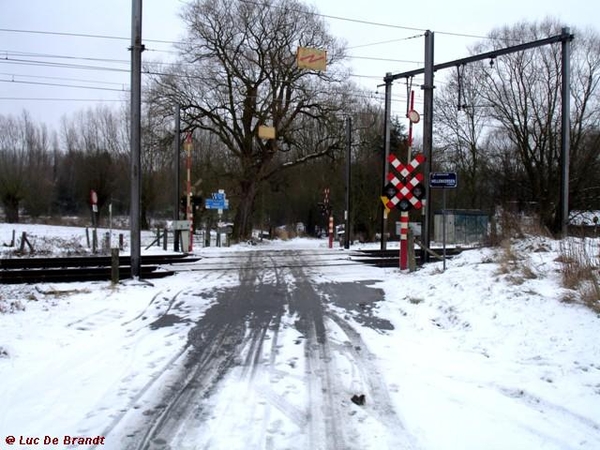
323,188,334,248
400,90,416,270
399,212,409,268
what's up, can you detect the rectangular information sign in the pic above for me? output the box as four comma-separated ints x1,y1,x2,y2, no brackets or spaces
430,172,458,188
205,199,225,209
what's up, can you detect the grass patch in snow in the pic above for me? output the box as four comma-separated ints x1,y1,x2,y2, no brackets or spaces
557,238,600,313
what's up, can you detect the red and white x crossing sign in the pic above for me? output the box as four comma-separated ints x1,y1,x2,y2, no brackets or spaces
385,153,426,211
389,153,425,178
387,172,424,210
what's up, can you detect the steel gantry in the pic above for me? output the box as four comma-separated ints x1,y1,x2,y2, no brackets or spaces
380,28,574,258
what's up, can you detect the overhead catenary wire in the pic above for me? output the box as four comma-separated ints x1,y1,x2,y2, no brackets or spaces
0,71,129,87
0,28,175,45
0,54,425,90
1,49,423,70
0,79,129,92
347,34,424,50
0,3,501,104
0,6,495,86
0,3,476,112
0,97,125,102
234,0,493,40
0,2,496,51
1,49,131,65
0,48,430,108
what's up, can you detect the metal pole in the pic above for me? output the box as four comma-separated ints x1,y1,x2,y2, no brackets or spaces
442,188,447,271
129,0,143,278
381,74,392,250
109,202,113,248
344,116,351,249
386,32,571,81
328,215,334,249
421,30,434,262
185,133,193,252
173,104,181,252
560,27,571,238
400,90,415,270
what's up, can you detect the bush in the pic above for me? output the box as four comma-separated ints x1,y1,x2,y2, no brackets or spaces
558,238,600,313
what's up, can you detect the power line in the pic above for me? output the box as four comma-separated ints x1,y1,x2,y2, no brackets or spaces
0,3,494,51
2,50,427,93
348,34,424,50
2,49,436,99
2,54,420,87
0,28,176,45
0,79,129,92
0,56,199,82
0,57,130,73
0,71,128,87
350,55,422,64
236,0,491,40
3,48,422,68
0,97,125,102
1,49,130,65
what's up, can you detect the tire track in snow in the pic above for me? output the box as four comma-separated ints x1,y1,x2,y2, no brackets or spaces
120,251,288,449
107,249,417,450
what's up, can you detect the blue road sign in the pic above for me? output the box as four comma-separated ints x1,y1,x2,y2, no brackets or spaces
430,172,458,188
205,199,225,209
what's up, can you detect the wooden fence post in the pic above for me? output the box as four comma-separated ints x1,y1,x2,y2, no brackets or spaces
408,229,416,272
111,248,120,284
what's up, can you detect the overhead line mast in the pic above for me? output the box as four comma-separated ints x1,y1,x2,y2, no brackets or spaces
129,0,144,279
380,28,574,255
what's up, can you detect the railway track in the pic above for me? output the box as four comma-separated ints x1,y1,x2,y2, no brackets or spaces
0,247,472,283
351,247,466,267
0,254,200,284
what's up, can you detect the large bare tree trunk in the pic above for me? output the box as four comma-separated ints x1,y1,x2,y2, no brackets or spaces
147,0,348,243
234,180,258,241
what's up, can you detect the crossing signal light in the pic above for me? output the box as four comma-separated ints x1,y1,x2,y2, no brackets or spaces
412,183,426,200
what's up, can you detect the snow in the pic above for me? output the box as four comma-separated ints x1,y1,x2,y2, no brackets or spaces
570,210,600,226
1,223,599,449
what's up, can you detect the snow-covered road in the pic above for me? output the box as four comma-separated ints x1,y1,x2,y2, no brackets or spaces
1,225,599,450
107,249,415,450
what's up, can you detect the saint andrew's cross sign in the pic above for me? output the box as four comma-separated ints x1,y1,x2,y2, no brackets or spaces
384,154,426,212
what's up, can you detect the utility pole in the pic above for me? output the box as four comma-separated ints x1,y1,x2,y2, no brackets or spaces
173,104,181,252
381,74,392,250
560,27,571,238
421,30,434,262
129,0,143,278
344,116,352,250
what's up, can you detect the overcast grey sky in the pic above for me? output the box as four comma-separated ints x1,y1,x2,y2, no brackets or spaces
1,0,598,131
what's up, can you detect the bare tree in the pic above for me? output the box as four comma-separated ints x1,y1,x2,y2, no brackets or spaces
471,19,600,230
0,113,29,222
58,106,128,221
434,19,600,230
566,28,600,213
0,112,55,222
147,0,348,240
435,64,492,209
22,120,55,218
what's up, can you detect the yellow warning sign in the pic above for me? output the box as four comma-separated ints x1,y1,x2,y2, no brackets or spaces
296,47,327,71
380,196,391,214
